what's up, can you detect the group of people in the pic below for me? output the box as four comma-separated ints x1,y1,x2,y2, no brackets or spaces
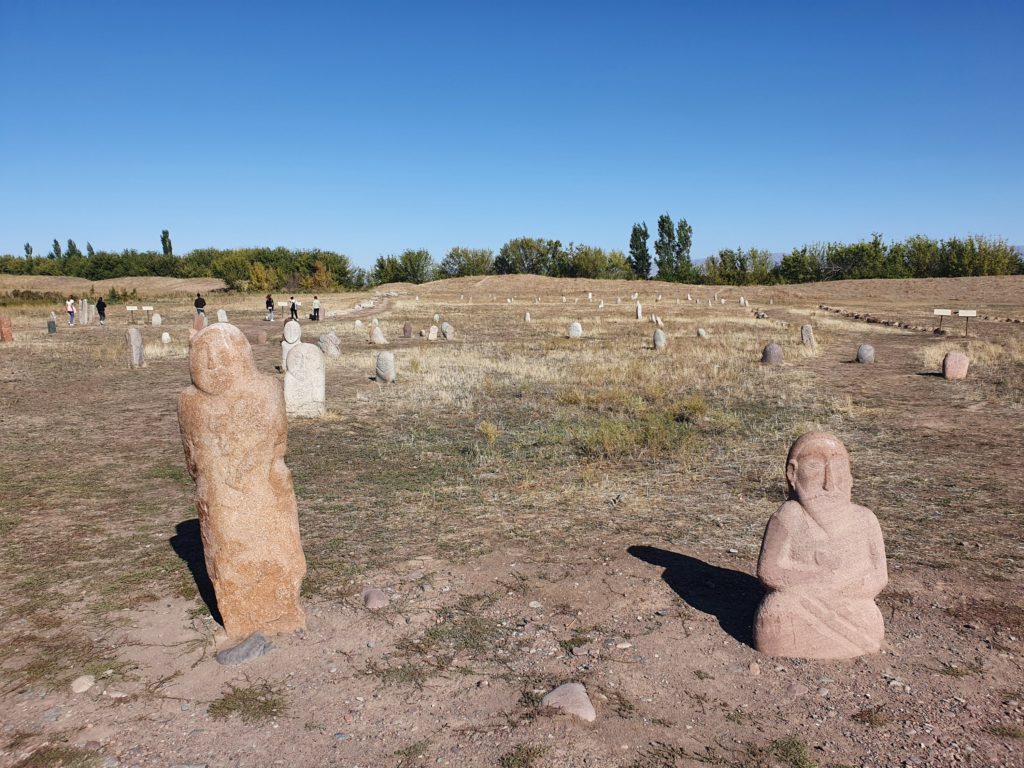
63,295,107,326
263,295,321,322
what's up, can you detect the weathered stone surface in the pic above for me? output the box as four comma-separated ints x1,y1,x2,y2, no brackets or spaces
761,342,783,365
161,332,172,344
354,319,363,327
653,329,667,350
428,325,438,341
281,320,301,370
754,432,887,659
524,312,531,322
178,324,306,639
375,351,396,383
152,312,162,326
568,322,582,339
0,315,13,342
800,324,816,347
47,319,56,334
70,675,95,694
369,326,387,345
440,321,454,340
216,309,228,323
856,344,875,364
284,343,326,418
403,321,413,338
371,318,379,327
942,351,970,380
696,327,708,338
636,302,643,320
126,327,146,369
362,588,389,611
215,633,272,665
433,313,440,322
542,682,596,722
318,332,341,359
193,315,205,332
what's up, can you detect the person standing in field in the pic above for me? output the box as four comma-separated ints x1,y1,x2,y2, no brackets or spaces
312,296,320,321
194,292,207,317
289,296,298,321
66,296,76,326
265,294,275,321
95,296,107,325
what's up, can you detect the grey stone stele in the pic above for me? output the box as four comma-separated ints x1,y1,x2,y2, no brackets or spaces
568,321,583,339
126,327,146,369
375,350,396,383
761,342,784,365
855,344,875,364
653,329,667,350
800,324,816,347
696,327,708,338
217,309,228,323
440,321,454,340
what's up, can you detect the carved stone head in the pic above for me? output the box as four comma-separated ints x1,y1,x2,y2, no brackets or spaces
190,324,256,395
785,431,852,506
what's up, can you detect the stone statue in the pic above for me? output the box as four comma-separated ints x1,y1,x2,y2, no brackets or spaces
284,342,326,418
281,320,301,370
178,324,306,639
754,432,887,659
126,328,146,369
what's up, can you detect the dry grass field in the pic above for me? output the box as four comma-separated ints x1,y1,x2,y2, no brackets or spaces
1,274,1022,768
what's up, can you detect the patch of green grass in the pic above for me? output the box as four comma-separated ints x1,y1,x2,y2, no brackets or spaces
558,633,591,654
423,593,503,654
144,464,190,484
769,736,817,768
0,515,19,536
851,705,890,727
499,744,548,768
573,412,694,460
936,660,983,677
208,682,286,724
12,745,102,768
82,658,135,682
366,661,431,689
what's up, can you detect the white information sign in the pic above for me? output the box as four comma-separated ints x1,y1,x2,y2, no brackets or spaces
126,305,139,311
957,309,977,317
933,309,952,316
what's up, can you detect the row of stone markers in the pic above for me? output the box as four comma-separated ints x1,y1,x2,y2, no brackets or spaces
176,329,892,666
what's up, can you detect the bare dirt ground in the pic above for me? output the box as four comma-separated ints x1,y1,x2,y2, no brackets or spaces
1,276,1022,768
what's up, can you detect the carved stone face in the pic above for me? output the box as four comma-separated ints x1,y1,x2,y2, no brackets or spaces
785,432,852,505
190,325,255,395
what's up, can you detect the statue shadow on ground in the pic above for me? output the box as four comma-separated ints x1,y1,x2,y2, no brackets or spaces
627,545,763,648
169,519,223,626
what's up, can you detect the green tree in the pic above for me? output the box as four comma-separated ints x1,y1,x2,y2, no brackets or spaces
370,255,403,285
653,214,676,280
161,229,173,257
778,245,824,283
673,218,698,282
628,222,651,279
439,247,494,278
211,252,252,290
86,242,95,258
23,243,32,258
494,237,561,275
397,249,435,283
66,239,82,258
50,239,63,260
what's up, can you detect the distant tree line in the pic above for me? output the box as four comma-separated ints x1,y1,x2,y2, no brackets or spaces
2,227,1020,290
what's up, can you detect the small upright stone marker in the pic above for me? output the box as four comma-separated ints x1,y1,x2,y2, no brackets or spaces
178,324,306,639
636,302,643,320
152,312,162,326
542,683,596,722
653,329,667,351
855,344,875,364
318,332,341,358
0,316,13,343
375,351,396,383
281,320,301,370
800,325,816,348
403,321,413,338
524,312,531,322
284,343,326,418
428,325,438,341
369,325,387,345
696,327,708,338
942,351,969,380
761,342,784,365
217,309,228,323
161,332,171,344
440,321,454,340
754,432,887,659
568,321,582,339
126,327,146,369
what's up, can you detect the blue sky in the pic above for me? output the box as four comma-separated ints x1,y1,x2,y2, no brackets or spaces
1,1,1021,268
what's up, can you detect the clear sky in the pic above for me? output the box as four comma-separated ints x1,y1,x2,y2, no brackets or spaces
1,1,1021,269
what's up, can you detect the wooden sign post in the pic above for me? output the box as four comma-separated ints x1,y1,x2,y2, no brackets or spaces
126,305,139,324
957,309,977,337
933,308,952,331
142,305,154,322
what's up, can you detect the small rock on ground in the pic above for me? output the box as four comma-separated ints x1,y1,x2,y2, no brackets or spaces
362,588,389,611
70,674,95,694
542,682,596,722
214,633,271,665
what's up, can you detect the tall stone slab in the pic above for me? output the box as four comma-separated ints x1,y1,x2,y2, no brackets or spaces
375,351,396,383
126,327,146,369
284,343,326,418
754,432,887,659
178,324,306,639
0,315,13,343
281,320,301,370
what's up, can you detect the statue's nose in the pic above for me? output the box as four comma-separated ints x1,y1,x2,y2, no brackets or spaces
823,462,835,491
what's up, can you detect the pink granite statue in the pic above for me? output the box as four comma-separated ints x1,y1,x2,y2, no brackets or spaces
178,324,306,639
754,432,887,659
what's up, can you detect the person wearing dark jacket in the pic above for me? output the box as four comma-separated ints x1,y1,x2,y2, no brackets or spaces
289,296,298,321
95,296,107,325
265,294,275,321
194,293,207,316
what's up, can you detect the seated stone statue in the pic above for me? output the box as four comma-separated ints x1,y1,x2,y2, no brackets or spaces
754,432,887,659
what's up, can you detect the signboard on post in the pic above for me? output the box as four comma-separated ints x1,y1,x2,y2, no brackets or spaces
934,308,952,330
142,305,154,322
126,305,139,323
957,309,977,336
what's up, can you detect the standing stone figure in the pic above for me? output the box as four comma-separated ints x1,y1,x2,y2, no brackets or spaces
855,344,875,364
403,321,413,338
754,432,887,659
281,320,301,370
635,302,643,320
0,315,13,343
284,343,326,418
761,342,784,365
440,321,454,340
152,312,163,326
800,325,816,348
568,321,582,339
428,325,438,341
318,332,341,359
524,312,531,322
161,332,172,344
942,351,970,381
653,329,667,351
369,325,387,345
126,327,146,369
375,350,396,383
178,324,306,639
216,309,228,323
